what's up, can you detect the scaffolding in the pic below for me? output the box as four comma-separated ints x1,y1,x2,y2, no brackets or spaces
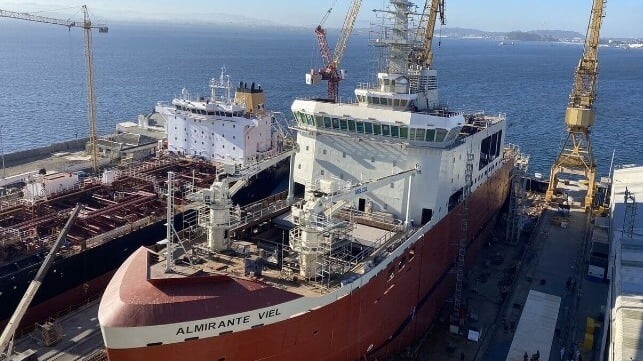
506,147,530,244
452,150,474,330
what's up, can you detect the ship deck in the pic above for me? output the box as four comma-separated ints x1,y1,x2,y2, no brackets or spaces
0,155,224,272
148,208,409,298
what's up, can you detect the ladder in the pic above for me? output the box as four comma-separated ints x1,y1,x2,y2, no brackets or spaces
453,151,474,328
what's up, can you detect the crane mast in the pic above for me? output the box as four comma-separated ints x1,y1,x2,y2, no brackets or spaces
307,0,362,102
545,0,605,208
0,6,107,174
415,0,445,68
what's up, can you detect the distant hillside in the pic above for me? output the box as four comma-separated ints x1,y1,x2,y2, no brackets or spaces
435,27,584,41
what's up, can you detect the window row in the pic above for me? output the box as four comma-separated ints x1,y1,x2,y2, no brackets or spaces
175,105,243,117
356,95,410,107
293,111,449,143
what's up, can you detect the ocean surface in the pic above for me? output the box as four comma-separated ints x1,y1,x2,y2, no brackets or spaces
0,22,641,176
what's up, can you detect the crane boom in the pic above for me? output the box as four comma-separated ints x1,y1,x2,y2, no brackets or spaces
417,0,445,68
333,0,362,67
0,6,107,174
568,0,604,111
307,0,362,102
0,204,82,358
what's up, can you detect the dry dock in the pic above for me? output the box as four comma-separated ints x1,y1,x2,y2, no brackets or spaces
10,301,105,361
418,180,609,361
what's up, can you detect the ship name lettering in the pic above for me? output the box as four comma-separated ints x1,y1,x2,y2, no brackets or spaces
354,187,367,195
175,315,251,336
258,308,281,320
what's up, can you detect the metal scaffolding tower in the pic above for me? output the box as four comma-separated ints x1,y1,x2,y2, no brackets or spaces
452,150,474,330
506,148,530,244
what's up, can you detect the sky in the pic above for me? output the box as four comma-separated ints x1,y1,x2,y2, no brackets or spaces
0,0,640,38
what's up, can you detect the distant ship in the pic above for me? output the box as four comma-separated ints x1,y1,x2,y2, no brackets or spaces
0,74,288,334
499,41,516,46
98,1,519,360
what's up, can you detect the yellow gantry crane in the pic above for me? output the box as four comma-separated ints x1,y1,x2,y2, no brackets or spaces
307,0,362,102
545,0,605,209
0,6,108,174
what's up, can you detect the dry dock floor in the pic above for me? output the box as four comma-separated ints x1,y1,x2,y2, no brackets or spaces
10,300,105,361
416,182,609,361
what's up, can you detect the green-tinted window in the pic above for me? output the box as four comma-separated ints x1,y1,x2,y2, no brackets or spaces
373,124,382,135
340,119,348,131
348,119,356,131
391,126,399,137
364,122,373,133
367,96,372,104
314,115,323,126
332,118,339,129
393,99,400,106
373,97,381,105
399,126,408,139
409,128,416,140
323,117,331,128
415,128,426,141
382,124,390,136
425,129,435,142
356,121,364,133
435,128,448,142
294,112,304,123
316,116,325,127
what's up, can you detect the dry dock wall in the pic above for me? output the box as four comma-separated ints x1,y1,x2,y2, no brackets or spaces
3,138,88,168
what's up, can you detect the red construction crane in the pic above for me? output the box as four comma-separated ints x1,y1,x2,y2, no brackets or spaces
306,0,362,102
0,6,108,174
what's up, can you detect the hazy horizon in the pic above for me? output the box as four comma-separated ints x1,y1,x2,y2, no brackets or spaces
0,0,640,39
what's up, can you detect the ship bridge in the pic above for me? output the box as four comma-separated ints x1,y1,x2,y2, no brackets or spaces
291,98,466,148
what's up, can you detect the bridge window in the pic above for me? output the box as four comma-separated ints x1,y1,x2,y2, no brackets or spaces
373,124,382,135
435,128,447,142
391,126,399,138
323,117,332,128
348,119,356,131
382,124,390,136
356,121,364,133
332,118,340,129
364,122,373,134
340,119,348,131
425,129,435,142
320,116,329,128
414,128,426,141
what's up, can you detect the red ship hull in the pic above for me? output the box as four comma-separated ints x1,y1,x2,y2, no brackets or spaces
100,159,513,361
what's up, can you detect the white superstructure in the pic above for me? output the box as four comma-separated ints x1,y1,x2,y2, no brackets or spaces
158,68,276,166
606,166,643,361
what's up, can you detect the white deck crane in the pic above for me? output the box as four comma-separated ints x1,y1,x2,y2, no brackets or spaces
0,6,108,174
0,204,83,359
290,164,420,278
306,0,362,102
187,148,298,253
545,0,606,209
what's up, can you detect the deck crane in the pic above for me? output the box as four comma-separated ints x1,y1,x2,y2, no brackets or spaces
0,6,108,174
414,0,445,69
0,204,82,360
545,0,605,209
306,0,362,102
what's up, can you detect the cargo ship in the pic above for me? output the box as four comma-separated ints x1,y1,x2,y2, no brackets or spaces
98,1,520,360
0,76,290,334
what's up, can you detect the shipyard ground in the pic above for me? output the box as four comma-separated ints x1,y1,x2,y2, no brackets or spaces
415,182,609,361
10,300,105,361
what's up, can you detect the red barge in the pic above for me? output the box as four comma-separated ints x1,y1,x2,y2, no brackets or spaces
98,1,521,359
